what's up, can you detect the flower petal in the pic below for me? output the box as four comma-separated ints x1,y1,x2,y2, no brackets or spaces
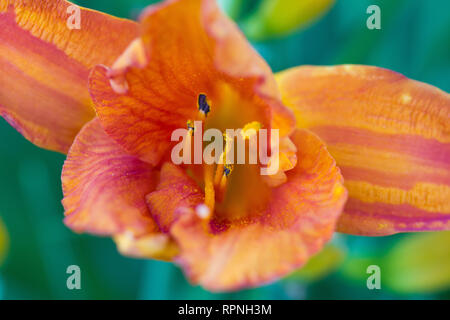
276,65,450,235
62,118,158,237
146,163,205,233
62,118,177,259
114,232,179,261
147,130,347,291
89,0,294,165
0,0,138,153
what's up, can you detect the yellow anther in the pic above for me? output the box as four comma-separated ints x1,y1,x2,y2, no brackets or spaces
241,121,262,139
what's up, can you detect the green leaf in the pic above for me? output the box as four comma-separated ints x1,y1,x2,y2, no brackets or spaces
242,0,335,40
0,217,8,266
288,244,345,282
384,232,450,293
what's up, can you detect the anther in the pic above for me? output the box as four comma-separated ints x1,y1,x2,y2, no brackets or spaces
198,93,211,118
223,164,234,177
214,133,232,186
241,121,262,140
187,119,195,132
218,164,233,200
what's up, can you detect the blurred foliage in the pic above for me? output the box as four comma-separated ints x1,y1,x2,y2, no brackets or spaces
288,244,346,282
0,0,449,300
0,217,8,266
340,232,450,296
242,0,335,41
384,232,450,293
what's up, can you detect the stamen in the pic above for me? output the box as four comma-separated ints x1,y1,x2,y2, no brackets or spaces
183,120,195,162
219,175,228,194
214,163,224,186
186,119,195,132
223,164,234,177
204,164,215,212
214,133,232,187
198,93,211,119
241,121,262,139
217,164,233,201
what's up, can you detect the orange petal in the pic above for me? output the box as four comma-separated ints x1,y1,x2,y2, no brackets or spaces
0,0,138,153
62,118,158,237
89,0,294,165
146,163,205,233
62,118,177,259
114,232,178,261
277,65,450,235
147,130,347,291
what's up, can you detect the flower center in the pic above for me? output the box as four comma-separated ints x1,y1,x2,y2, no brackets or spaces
185,93,269,214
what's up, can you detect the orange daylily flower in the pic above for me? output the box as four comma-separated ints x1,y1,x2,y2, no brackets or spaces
0,0,448,291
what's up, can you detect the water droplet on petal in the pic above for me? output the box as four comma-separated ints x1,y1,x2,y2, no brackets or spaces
195,204,211,219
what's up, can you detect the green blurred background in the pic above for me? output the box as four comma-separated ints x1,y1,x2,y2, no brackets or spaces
0,0,449,299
